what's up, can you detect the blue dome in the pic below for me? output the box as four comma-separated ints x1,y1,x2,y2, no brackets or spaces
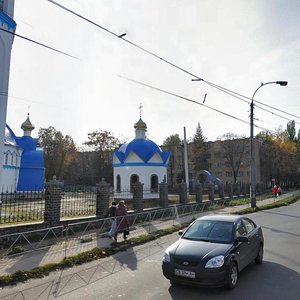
115,138,169,164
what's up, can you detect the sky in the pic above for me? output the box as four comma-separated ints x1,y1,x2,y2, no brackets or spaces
6,0,300,147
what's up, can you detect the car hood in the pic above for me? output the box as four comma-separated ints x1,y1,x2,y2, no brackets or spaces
171,239,232,261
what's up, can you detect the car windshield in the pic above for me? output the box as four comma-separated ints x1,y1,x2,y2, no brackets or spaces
182,220,233,244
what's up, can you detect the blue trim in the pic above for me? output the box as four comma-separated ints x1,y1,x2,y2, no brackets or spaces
113,162,167,167
0,11,16,30
3,165,19,170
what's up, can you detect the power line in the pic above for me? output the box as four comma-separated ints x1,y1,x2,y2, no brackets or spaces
47,0,299,124
205,80,300,120
117,75,272,133
204,82,300,125
0,27,78,59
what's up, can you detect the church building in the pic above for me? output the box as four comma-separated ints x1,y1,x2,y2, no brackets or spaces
113,116,170,199
3,115,45,192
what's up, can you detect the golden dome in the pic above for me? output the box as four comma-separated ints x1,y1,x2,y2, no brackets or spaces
134,118,147,131
21,114,35,132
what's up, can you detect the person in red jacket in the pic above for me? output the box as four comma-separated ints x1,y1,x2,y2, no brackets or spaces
272,185,278,198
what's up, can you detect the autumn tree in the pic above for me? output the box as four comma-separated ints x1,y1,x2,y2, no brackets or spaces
258,124,299,187
38,126,77,180
218,132,247,183
83,130,120,184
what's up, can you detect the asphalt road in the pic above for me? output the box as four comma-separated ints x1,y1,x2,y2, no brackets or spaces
1,201,300,300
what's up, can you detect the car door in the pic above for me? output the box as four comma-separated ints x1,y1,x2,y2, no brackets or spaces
243,218,259,261
234,220,250,270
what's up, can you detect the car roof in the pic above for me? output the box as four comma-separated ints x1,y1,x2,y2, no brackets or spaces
196,214,244,223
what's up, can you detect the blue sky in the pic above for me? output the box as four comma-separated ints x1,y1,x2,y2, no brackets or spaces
6,0,300,146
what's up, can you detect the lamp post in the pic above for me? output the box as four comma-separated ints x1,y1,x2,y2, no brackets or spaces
250,81,288,208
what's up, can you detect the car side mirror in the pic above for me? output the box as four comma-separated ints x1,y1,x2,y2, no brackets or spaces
236,236,249,243
178,230,183,236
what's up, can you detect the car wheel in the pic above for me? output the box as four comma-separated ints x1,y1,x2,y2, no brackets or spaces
225,262,238,289
255,244,263,264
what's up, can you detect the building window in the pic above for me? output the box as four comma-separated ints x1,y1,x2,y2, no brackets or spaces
130,174,139,193
4,153,8,165
0,1,4,12
116,175,121,192
225,171,233,177
150,175,158,193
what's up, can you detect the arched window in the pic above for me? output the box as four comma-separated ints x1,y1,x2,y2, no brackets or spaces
130,174,139,192
116,174,121,192
151,174,158,193
4,153,8,165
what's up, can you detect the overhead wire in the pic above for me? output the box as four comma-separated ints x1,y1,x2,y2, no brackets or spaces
117,75,272,134
0,27,78,59
47,0,300,125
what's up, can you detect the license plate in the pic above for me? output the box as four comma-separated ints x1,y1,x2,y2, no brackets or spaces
174,269,195,279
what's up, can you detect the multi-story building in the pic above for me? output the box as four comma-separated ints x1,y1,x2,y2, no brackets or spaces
162,137,261,188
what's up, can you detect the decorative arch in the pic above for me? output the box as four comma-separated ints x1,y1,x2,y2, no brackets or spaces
150,174,158,193
130,174,139,192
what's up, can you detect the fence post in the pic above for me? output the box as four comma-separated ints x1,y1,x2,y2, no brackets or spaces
96,178,110,218
159,180,168,208
179,181,188,205
208,183,215,202
219,184,224,199
133,181,144,212
44,176,63,227
195,181,203,203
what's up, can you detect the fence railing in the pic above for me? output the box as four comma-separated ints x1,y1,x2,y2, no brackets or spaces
0,197,238,260
0,190,45,224
60,187,97,219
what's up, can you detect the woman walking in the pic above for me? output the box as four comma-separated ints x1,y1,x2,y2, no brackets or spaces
114,200,129,242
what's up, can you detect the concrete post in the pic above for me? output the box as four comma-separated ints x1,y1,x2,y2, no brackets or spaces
179,181,188,205
133,181,143,212
159,181,168,208
44,176,63,227
96,178,110,218
208,183,215,202
219,184,224,199
195,182,203,203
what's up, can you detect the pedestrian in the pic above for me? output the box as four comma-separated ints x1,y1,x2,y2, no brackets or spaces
277,186,282,196
272,185,278,198
105,201,117,239
114,200,129,242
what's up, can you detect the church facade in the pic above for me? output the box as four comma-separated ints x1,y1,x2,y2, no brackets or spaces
3,115,45,192
113,117,170,199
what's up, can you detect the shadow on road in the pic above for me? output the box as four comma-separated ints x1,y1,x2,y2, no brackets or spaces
168,261,300,300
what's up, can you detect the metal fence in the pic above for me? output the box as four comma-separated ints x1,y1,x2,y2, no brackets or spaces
60,186,97,219
0,198,237,261
0,190,45,224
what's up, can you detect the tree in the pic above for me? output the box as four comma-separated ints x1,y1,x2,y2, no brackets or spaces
162,134,183,188
38,127,77,180
191,123,209,172
258,126,299,187
83,130,120,183
218,132,247,183
286,120,296,142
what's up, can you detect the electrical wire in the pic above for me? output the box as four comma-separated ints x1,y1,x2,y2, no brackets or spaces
47,0,299,123
0,27,78,59
117,75,272,133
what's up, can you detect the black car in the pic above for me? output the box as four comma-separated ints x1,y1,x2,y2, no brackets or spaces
162,214,264,289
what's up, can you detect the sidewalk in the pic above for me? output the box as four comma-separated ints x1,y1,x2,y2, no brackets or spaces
0,191,297,276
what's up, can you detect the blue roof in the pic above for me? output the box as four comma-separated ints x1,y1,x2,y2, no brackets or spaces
114,138,170,165
0,11,16,30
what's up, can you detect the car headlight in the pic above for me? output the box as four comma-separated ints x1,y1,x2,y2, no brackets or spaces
163,250,171,263
205,255,224,268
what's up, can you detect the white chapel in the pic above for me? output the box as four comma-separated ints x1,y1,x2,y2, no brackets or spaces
113,117,170,199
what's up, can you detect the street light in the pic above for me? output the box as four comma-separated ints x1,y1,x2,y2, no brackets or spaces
250,81,288,208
